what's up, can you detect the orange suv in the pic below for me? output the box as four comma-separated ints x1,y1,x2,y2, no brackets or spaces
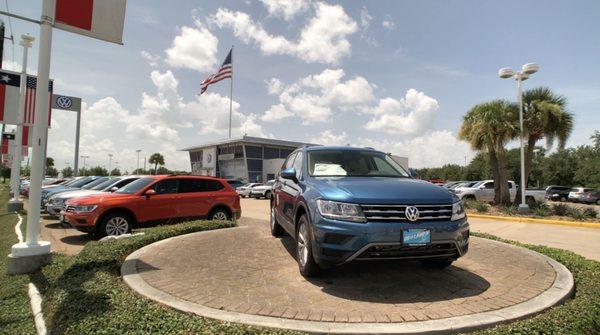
61,175,241,237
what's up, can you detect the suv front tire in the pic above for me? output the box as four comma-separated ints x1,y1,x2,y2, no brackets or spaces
296,214,320,277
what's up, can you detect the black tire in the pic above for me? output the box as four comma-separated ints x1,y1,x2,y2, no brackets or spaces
296,215,320,277
421,259,454,269
209,207,231,221
560,196,566,202
98,212,133,237
270,201,284,237
265,191,272,199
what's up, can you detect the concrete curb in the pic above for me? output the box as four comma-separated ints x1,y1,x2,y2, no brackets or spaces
469,213,600,229
121,234,574,334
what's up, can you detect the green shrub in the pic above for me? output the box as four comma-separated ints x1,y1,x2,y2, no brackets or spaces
568,206,586,220
500,205,518,216
583,208,598,218
461,198,476,209
474,201,490,213
532,204,551,217
553,203,570,216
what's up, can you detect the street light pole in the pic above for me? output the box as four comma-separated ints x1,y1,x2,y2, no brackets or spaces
498,62,539,214
108,154,113,175
136,149,141,172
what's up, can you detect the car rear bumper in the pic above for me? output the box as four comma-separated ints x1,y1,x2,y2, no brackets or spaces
309,214,469,267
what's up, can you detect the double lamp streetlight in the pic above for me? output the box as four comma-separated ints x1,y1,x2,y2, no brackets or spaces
498,62,540,214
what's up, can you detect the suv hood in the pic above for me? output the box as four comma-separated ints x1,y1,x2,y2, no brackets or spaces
311,177,456,205
66,192,132,205
52,189,102,200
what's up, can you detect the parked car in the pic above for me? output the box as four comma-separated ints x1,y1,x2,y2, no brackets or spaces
443,181,467,189
581,190,600,205
568,187,595,202
545,185,572,202
45,176,140,217
226,179,244,189
41,176,104,209
454,180,545,204
270,146,469,277
236,183,263,198
61,175,241,237
250,180,276,199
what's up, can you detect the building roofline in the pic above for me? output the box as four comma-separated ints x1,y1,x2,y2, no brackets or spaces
179,135,317,152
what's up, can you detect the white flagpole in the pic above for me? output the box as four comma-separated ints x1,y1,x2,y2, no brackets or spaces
228,46,233,139
9,0,53,273
8,35,34,210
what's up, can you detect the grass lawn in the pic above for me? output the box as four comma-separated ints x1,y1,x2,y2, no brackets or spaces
1,186,598,334
0,188,36,335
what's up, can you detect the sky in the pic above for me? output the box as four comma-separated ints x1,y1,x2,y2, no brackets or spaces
2,0,599,172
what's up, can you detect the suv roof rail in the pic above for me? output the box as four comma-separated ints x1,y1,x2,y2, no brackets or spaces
167,172,192,176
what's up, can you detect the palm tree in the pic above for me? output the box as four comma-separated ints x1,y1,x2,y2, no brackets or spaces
516,87,573,203
148,153,165,175
459,100,518,205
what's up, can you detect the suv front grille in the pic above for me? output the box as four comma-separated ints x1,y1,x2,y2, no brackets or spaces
360,204,452,222
356,243,458,260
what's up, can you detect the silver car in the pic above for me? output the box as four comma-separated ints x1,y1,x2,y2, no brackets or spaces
236,183,263,198
250,180,275,199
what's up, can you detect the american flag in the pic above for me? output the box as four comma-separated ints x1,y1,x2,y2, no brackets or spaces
24,76,53,126
199,48,232,95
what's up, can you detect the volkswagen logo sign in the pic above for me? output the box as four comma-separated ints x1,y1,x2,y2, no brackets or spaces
56,96,72,109
405,206,420,222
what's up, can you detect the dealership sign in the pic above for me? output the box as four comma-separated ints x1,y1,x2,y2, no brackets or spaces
51,94,82,112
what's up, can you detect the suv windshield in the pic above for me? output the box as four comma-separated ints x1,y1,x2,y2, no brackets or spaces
115,177,155,194
90,177,119,190
308,150,409,177
69,177,96,188
82,177,110,189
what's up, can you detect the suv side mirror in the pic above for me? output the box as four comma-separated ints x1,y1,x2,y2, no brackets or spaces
280,168,297,181
144,189,156,197
109,186,119,192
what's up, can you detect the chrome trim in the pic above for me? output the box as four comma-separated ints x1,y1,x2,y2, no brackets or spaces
360,204,453,208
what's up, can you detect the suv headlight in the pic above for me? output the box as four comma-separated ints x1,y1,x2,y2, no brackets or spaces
451,201,466,221
316,200,366,223
72,205,98,213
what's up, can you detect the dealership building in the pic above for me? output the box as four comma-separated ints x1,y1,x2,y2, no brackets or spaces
182,136,409,183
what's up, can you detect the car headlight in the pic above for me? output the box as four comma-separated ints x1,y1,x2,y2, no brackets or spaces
451,201,466,221
72,205,98,213
316,200,366,223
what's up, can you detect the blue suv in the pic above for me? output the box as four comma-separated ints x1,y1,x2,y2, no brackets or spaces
270,146,469,277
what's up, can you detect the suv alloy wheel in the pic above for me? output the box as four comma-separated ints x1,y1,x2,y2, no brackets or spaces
270,201,284,237
296,215,320,277
100,212,132,237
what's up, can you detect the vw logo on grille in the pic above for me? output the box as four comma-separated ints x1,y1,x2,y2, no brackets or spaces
405,206,420,222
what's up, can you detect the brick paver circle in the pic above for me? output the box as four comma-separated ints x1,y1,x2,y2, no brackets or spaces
122,218,573,334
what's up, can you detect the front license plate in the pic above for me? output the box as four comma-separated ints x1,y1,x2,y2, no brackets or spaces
403,229,430,245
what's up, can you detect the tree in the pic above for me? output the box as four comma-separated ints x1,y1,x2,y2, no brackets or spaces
148,153,165,174
110,168,121,176
459,100,518,205
516,87,573,201
46,166,59,177
61,166,74,178
88,166,109,176
46,157,54,169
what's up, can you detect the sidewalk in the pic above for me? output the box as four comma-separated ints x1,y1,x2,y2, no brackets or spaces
469,217,600,261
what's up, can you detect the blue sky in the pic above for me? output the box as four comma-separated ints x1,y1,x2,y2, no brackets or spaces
3,0,599,171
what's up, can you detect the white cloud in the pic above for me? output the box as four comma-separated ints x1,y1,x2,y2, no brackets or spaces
364,89,438,136
262,68,374,124
141,50,161,67
311,130,348,146
358,131,474,168
359,6,377,46
382,19,395,30
211,2,357,64
165,25,219,72
260,104,293,122
260,0,310,21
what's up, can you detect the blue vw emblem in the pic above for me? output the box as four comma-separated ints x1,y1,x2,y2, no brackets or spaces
405,206,420,222
56,96,72,109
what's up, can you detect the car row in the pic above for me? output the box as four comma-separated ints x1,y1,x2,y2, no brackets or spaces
450,180,546,204
545,186,599,204
23,174,241,237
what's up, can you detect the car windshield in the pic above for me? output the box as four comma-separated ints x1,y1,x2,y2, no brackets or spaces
115,177,155,194
81,177,110,189
69,177,95,188
308,150,409,177
90,177,119,190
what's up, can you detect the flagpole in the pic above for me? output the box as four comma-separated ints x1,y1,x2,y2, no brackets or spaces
228,46,233,139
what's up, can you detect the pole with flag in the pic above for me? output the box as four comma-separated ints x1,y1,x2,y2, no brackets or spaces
199,47,233,138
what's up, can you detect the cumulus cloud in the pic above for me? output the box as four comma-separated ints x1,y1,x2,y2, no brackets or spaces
359,6,377,46
358,130,474,168
382,19,395,30
364,89,439,136
211,2,357,64
262,68,374,124
260,0,310,20
165,25,219,72
311,130,348,146
141,50,161,67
